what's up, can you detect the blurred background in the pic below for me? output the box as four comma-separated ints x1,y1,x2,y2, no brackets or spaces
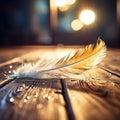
0,0,119,47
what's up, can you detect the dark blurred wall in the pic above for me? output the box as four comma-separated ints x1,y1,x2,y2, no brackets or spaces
0,0,51,45
0,0,119,47
117,0,120,46
55,0,118,48
0,0,31,45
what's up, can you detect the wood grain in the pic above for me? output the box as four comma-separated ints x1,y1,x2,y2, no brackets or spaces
0,46,120,120
0,78,67,120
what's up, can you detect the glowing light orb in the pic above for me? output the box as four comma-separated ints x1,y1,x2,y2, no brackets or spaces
54,0,67,7
59,5,69,11
79,10,95,25
71,19,83,31
67,0,76,5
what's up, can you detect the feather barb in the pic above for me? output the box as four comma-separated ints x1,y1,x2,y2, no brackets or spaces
54,38,106,69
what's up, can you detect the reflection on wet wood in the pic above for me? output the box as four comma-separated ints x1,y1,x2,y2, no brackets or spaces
0,47,120,120
0,78,67,120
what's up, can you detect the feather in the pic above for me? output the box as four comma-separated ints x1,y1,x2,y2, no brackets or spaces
8,38,106,79
54,37,106,70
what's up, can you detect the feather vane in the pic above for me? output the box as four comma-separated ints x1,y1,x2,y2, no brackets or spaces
9,38,106,79
52,38,106,70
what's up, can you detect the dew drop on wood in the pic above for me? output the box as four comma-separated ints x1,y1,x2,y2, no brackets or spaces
17,87,23,92
22,84,26,88
9,65,12,69
9,97,15,103
47,96,51,100
26,96,30,100
24,98,27,103
72,96,76,100
8,71,12,73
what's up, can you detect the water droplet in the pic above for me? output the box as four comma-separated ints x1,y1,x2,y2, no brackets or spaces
22,84,26,88
26,96,30,100
9,71,12,73
9,65,12,69
17,87,23,92
31,85,34,88
9,97,15,103
72,96,76,100
16,88,21,93
47,96,51,100
6,91,16,104
24,98,27,103
16,84,25,93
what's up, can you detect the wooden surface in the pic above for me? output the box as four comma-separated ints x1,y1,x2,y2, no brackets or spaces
0,46,120,120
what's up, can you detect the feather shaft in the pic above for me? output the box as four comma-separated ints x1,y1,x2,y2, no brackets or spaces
9,38,106,78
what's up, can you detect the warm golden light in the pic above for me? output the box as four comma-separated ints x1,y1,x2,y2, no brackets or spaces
54,0,67,7
67,0,76,5
54,0,76,7
71,19,83,31
59,5,69,11
79,10,95,25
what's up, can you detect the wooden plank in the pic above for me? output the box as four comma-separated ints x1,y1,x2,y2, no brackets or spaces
100,49,120,73
65,67,120,120
0,47,120,120
59,48,120,120
0,78,67,120
0,62,21,87
0,46,75,120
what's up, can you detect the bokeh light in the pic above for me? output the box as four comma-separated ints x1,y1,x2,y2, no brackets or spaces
59,5,69,11
54,0,67,7
71,19,83,31
54,0,76,7
67,0,76,5
79,10,95,25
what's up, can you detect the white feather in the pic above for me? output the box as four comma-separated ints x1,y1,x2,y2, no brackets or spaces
9,38,106,79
